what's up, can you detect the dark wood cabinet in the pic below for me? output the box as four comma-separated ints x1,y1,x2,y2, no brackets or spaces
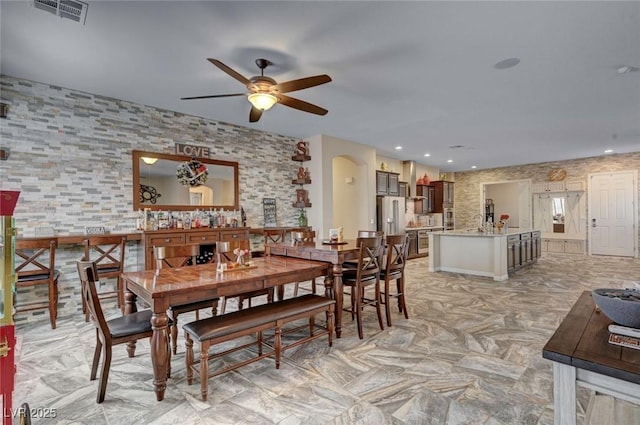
140,228,250,269
431,181,454,213
415,185,434,213
376,171,400,196
507,234,521,272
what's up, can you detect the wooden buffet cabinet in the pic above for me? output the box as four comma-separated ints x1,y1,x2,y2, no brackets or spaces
139,227,250,269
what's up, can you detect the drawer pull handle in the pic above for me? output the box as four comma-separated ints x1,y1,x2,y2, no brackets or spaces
164,238,170,242
202,236,206,240
232,234,238,238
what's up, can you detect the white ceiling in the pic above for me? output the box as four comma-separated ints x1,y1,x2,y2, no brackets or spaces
1,1,639,172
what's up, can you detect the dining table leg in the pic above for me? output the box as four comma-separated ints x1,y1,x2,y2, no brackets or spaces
150,311,170,401
125,287,170,401
325,263,343,338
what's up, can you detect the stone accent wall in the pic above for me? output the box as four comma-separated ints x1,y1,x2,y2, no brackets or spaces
454,153,640,249
0,75,301,324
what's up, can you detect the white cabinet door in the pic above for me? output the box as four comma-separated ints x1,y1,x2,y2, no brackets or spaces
564,240,585,254
547,240,565,252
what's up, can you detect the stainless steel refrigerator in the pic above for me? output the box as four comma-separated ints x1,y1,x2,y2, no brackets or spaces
376,196,406,235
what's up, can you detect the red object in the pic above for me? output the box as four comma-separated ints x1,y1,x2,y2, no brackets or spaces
0,191,20,216
0,325,16,425
500,214,510,220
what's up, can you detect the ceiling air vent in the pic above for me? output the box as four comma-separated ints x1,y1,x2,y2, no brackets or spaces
32,0,88,24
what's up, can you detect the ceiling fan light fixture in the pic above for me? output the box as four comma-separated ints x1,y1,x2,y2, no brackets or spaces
141,156,158,165
248,93,277,111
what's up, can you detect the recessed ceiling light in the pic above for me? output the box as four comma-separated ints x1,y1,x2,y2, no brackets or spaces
395,146,402,150
447,159,453,163
604,149,614,153
424,153,430,157
493,57,520,70
471,165,477,169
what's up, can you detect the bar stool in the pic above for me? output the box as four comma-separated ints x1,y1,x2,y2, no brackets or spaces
15,239,60,329
82,235,126,319
379,234,409,326
342,235,385,339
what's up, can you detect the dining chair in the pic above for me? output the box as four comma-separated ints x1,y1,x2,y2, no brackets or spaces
154,244,219,354
15,239,60,329
252,228,285,258
342,235,385,339
77,260,170,403
82,235,127,320
291,230,320,296
343,230,385,269
379,234,410,326
217,240,274,313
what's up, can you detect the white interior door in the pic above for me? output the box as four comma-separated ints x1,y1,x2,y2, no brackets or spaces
589,171,637,257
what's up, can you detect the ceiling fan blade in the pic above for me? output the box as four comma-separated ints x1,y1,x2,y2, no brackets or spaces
274,75,332,94
278,94,328,116
181,93,245,100
207,58,251,86
249,106,263,122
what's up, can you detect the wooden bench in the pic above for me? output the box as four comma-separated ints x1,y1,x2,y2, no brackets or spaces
183,294,335,400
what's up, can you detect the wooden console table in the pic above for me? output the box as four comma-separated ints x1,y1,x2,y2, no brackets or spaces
542,291,640,425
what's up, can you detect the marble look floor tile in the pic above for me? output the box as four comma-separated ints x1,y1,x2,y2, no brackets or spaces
12,254,640,424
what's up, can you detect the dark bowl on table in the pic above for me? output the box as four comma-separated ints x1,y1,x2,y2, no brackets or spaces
592,288,640,328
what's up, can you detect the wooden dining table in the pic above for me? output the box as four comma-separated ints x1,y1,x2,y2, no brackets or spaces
121,255,329,401
266,239,362,339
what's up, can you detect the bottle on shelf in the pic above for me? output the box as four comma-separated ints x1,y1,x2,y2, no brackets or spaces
298,209,308,227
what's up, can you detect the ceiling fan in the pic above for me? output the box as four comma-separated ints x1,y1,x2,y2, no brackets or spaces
182,58,332,123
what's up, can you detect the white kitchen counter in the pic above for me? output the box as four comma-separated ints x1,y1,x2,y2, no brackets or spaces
433,228,532,237
406,226,444,231
429,228,539,281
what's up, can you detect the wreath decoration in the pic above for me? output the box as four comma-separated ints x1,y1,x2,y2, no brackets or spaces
177,158,208,186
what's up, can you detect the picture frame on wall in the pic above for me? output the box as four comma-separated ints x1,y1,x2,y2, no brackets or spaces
263,198,277,227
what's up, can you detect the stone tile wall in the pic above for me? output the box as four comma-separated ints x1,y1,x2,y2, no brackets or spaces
453,153,640,249
0,75,301,324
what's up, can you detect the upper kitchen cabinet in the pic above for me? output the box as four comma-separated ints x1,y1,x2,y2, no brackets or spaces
532,181,584,193
398,181,408,198
431,181,454,212
376,170,400,196
415,184,434,213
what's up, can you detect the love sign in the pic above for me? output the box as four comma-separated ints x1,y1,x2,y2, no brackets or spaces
175,143,210,158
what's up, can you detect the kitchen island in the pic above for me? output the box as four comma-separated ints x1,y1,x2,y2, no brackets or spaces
429,228,541,281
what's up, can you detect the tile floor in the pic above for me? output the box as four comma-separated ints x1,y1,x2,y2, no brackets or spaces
11,253,640,424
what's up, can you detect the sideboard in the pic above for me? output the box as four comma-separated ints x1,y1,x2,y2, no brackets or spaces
139,227,250,269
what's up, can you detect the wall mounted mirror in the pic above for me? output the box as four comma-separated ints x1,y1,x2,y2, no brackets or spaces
132,150,239,211
552,197,565,233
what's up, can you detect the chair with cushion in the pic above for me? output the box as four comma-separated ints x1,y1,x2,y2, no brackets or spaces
291,230,320,296
82,235,126,319
77,260,170,403
343,230,385,269
218,240,274,313
154,244,219,354
379,234,410,327
15,239,60,329
342,235,385,339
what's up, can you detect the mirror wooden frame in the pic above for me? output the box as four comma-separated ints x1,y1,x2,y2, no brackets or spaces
132,150,239,211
